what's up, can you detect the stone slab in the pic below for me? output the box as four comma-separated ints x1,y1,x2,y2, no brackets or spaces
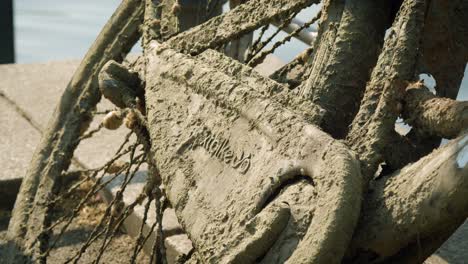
0,98,41,182
0,99,40,208
101,170,193,260
425,221,468,264
100,170,189,254
0,60,132,170
254,54,285,77
0,61,77,124
165,234,193,263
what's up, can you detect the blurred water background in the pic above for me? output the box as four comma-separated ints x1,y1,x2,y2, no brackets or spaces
12,0,467,99
14,0,318,63
14,0,123,63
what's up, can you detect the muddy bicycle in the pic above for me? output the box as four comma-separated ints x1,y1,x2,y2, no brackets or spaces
5,0,468,263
